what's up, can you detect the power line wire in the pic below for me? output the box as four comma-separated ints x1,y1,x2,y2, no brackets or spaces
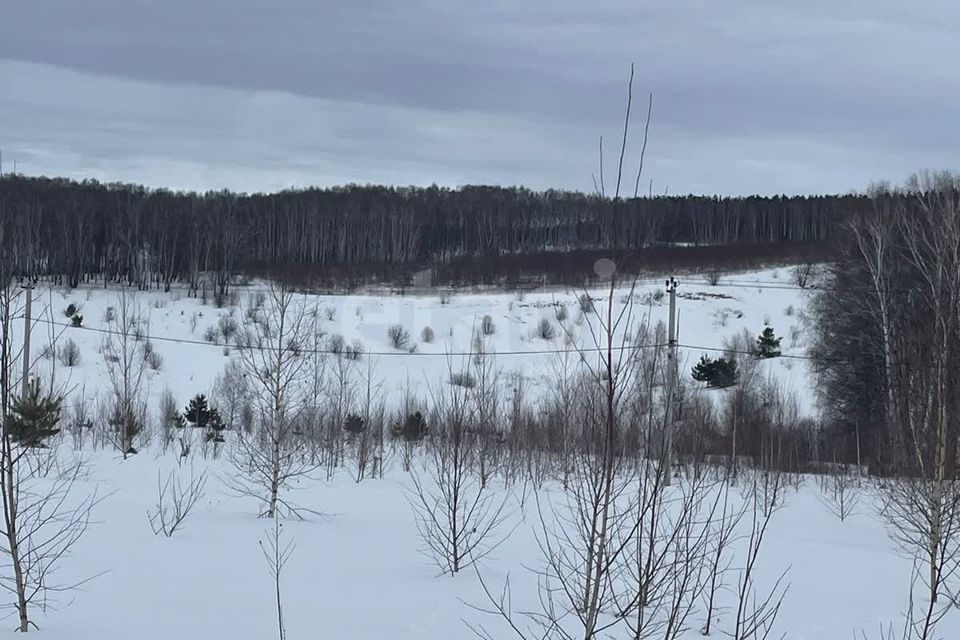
18,314,843,364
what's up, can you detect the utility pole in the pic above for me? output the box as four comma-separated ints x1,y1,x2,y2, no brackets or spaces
664,277,678,486
21,285,33,398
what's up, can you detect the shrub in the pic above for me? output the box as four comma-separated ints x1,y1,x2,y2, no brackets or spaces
58,339,81,367
214,290,238,308
706,270,722,286
579,293,594,313
327,334,345,355
421,326,435,343
789,324,802,348
324,306,336,321
71,314,83,328
388,324,410,349
556,305,569,322
103,306,116,323
64,303,79,318
450,372,476,388
536,318,556,341
142,340,163,370
218,315,238,342
145,350,163,371
345,339,364,361
793,263,815,288
784,304,795,317
343,413,366,435
481,315,496,336
241,293,266,322
393,411,428,442
203,326,219,343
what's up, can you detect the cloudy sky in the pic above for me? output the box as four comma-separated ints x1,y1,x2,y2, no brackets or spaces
1,1,957,196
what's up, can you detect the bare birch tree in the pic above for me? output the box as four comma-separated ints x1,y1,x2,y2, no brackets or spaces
410,358,513,576
229,285,316,518
100,292,148,457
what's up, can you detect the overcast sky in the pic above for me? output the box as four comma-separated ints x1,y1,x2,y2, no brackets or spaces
1,1,957,196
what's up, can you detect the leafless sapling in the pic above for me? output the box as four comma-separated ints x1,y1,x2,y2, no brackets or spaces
229,285,317,518
148,465,208,537
410,363,514,576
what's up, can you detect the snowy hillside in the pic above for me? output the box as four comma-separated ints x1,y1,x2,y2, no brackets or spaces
18,267,817,420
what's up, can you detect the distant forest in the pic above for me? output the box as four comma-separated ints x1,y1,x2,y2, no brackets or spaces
0,175,867,290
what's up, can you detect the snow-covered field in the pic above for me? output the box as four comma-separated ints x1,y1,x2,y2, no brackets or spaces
22,268,815,417
33,454,921,640
5,268,947,639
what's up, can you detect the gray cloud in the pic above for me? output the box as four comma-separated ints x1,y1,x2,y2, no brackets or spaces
1,1,958,195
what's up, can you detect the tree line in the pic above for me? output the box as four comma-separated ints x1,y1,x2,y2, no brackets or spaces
810,172,960,626
0,175,866,291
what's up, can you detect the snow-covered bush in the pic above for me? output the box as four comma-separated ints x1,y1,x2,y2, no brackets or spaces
145,350,163,371
450,372,476,388
535,318,556,341
218,315,238,343
345,339,364,360
579,293,594,313
58,338,81,367
481,315,496,336
388,324,410,349
327,333,345,355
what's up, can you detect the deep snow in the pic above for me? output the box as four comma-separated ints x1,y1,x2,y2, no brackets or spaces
3,268,941,639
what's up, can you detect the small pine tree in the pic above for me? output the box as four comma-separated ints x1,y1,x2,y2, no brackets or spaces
691,355,716,383
184,394,226,441
712,357,739,388
344,413,366,435
691,355,738,388
393,411,427,442
5,379,62,447
184,394,213,428
172,412,186,430
757,326,782,358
